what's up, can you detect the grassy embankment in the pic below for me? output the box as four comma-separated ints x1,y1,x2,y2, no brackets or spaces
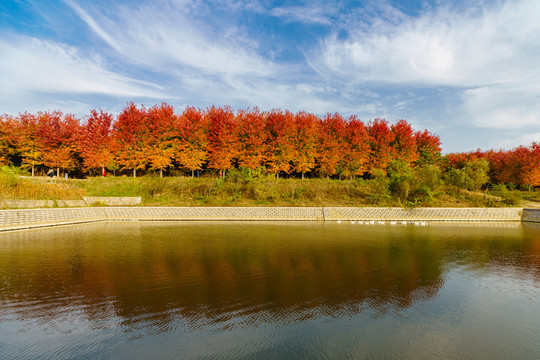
1,166,538,208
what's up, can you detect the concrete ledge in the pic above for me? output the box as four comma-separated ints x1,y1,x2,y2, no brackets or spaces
522,208,540,223
83,197,142,206
0,197,142,208
324,207,523,222
0,207,526,232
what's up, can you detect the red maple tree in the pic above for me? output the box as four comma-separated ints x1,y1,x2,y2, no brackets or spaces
113,102,150,177
78,109,113,175
175,106,208,176
317,113,347,177
206,106,238,177
343,116,371,178
37,111,80,177
391,120,418,165
367,118,396,171
293,111,319,179
236,108,267,171
265,110,296,177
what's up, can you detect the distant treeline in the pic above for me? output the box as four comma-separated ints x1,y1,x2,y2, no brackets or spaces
0,102,538,186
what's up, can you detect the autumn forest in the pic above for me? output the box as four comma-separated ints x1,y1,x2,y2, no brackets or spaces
0,102,539,188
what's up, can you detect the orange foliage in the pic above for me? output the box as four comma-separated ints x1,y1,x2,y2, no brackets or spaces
344,116,371,177
7,102,537,186
206,106,238,175
317,113,347,177
175,107,208,174
447,142,540,186
293,111,319,178
236,108,267,170
265,110,296,176
113,102,150,177
78,109,113,173
391,120,418,165
13,113,43,176
415,130,441,165
0,114,15,165
146,103,176,176
37,111,80,173
367,118,396,170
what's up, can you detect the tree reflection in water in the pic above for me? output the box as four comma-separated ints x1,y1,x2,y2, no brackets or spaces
1,222,538,338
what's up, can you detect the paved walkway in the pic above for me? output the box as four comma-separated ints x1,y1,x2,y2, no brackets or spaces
0,207,530,232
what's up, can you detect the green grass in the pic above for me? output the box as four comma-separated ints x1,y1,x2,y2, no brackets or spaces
2,165,538,208
0,166,86,201
77,176,373,207
71,175,539,208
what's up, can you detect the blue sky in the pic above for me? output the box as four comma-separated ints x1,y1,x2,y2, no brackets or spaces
1,0,539,153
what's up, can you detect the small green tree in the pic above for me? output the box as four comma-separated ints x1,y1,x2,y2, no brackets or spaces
368,168,390,204
410,164,442,204
387,160,414,203
444,159,489,191
463,159,490,190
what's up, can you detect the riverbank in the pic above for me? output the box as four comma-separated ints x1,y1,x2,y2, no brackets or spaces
1,207,538,232
3,173,539,209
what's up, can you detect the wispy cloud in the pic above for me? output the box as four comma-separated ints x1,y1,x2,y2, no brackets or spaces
6,0,536,152
0,35,164,114
65,0,276,77
268,4,334,25
60,0,360,114
312,0,540,130
315,1,540,86
461,81,540,130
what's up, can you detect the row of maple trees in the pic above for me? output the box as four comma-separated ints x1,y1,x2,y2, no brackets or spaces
446,144,540,187
0,102,441,178
0,102,538,185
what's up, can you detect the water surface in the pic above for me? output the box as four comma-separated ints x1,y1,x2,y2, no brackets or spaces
1,222,539,359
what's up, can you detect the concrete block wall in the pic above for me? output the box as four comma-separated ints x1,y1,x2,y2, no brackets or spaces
324,207,523,222
0,197,141,208
0,207,108,231
0,207,527,232
522,208,540,223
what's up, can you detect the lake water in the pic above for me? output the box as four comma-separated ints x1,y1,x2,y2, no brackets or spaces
0,221,539,359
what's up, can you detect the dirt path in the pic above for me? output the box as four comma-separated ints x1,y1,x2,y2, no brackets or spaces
521,200,540,208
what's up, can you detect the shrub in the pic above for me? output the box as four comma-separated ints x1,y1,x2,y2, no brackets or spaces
387,160,414,204
368,168,390,204
444,159,489,191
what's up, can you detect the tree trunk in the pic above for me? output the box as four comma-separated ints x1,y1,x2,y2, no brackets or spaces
192,170,194,178
302,172,304,180
31,162,35,177
57,168,60,177
160,168,163,178
133,168,136,177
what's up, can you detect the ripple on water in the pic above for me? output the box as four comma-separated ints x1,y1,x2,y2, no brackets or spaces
0,222,539,359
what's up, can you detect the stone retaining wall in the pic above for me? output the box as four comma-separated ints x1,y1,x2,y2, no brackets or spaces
0,197,142,208
324,207,522,222
0,207,525,232
522,208,540,223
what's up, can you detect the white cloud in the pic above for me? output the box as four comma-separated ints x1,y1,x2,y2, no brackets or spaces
312,0,540,131
0,36,165,114
486,131,540,151
269,5,333,25
66,0,276,78
315,0,540,87
462,82,540,129
61,0,363,115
